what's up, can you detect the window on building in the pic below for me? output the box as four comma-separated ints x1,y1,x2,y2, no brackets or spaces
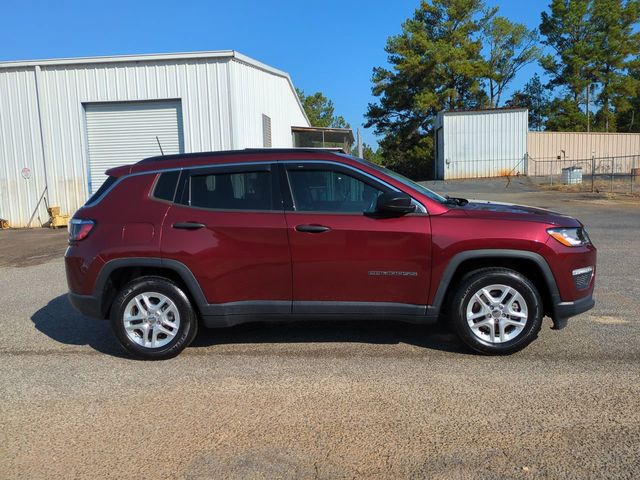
262,114,272,147
189,171,273,210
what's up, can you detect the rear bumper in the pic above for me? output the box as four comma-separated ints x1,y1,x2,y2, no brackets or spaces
551,293,595,329
68,292,103,319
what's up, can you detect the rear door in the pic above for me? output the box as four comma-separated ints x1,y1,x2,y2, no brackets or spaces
280,162,432,314
161,163,291,314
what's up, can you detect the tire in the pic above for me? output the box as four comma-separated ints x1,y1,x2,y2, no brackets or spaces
110,276,198,360
450,268,543,355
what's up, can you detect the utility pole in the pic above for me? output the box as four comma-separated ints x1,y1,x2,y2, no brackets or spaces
357,128,363,158
586,83,590,133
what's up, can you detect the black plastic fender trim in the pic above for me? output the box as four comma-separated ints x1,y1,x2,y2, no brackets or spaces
430,249,564,322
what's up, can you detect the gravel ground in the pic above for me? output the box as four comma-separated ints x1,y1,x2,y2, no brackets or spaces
1,183,639,479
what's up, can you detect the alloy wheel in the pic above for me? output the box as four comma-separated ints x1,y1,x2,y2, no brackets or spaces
122,292,181,349
466,284,528,344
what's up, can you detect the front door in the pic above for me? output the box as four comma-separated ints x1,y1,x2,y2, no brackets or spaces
281,162,431,315
161,163,291,314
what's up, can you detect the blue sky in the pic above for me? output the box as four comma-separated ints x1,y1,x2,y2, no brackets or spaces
1,0,549,146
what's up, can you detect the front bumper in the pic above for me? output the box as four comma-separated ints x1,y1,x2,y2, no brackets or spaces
551,293,595,329
68,292,103,319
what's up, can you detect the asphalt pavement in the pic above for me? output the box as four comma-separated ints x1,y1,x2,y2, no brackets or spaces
1,182,639,479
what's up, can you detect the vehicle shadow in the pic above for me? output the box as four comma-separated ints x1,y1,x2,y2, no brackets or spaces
32,295,470,357
31,294,128,358
191,320,470,354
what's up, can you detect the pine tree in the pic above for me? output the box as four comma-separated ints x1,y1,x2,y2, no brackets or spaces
590,0,640,131
483,16,540,108
506,74,550,130
540,0,593,105
539,0,639,131
296,88,348,128
365,0,492,179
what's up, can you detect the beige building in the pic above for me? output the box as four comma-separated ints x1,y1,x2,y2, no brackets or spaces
527,131,640,176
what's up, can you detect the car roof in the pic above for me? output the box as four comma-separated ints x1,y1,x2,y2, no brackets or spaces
106,148,352,177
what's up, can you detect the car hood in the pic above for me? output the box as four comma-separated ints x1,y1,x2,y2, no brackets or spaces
452,200,581,227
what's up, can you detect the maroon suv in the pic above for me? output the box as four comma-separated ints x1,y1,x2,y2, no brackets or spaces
65,149,596,359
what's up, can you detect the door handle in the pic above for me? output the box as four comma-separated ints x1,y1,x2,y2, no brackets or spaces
172,222,206,230
295,224,331,233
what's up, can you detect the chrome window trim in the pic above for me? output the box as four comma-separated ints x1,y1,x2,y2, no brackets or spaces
82,159,427,213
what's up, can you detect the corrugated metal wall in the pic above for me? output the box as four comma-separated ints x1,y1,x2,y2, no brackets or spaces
0,68,48,227
527,131,640,175
0,55,308,227
437,109,528,180
229,59,308,149
85,101,184,192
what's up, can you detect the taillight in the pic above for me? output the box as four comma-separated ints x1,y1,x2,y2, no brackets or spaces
68,218,95,242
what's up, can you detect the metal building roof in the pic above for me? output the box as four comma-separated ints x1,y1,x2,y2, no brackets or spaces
0,49,310,127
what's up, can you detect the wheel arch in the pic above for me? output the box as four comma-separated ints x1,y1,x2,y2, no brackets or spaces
94,258,207,319
432,250,561,320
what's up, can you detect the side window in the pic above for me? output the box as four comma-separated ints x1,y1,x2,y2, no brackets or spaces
153,171,180,202
287,168,384,213
86,176,117,205
189,170,273,210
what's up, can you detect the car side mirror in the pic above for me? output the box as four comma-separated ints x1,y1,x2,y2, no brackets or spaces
375,192,416,215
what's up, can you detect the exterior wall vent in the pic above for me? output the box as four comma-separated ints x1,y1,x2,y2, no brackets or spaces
262,114,272,147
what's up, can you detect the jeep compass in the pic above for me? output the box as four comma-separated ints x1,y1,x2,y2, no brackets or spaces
65,149,596,359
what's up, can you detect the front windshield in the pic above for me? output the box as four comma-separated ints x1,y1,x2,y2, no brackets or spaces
358,159,448,204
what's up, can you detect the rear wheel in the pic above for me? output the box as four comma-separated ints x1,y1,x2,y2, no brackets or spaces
450,268,543,355
110,276,198,360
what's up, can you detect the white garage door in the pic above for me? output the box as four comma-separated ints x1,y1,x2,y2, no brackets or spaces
85,100,184,193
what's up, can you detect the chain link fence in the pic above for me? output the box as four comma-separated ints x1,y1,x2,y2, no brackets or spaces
527,154,639,194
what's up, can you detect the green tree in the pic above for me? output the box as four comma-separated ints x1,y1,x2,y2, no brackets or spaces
615,60,640,132
483,16,540,107
590,0,640,131
544,97,588,131
296,88,348,128
351,142,384,164
365,0,492,179
506,74,550,130
540,0,593,107
540,0,639,131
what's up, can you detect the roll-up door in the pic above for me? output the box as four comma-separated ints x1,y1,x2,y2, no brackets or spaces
85,100,184,193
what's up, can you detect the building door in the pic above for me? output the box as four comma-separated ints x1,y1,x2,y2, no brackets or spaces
84,100,184,194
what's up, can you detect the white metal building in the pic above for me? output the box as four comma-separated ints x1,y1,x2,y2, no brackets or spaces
434,108,528,180
0,50,310,227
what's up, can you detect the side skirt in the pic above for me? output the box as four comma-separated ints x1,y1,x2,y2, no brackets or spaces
200,301,440,328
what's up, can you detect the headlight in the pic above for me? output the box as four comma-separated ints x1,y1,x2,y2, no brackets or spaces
547,227,591,247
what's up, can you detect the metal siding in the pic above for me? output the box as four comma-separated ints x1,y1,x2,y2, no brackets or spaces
0,68,48,227
0,55,306,226
441,109,528,180
229,60,309,149
0,59,234,225
527,131,640,175
85,101,184,193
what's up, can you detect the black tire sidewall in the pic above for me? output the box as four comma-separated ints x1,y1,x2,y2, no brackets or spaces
110,277,197,360
452,269,543,355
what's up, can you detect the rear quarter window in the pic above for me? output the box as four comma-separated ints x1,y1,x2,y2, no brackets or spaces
152,171,180,202
86,176,117,205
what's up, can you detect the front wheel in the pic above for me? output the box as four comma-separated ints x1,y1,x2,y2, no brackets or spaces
110,276,198,360
450,268,543,355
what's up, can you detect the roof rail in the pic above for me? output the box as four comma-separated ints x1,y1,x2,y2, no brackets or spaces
138,147,346,163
